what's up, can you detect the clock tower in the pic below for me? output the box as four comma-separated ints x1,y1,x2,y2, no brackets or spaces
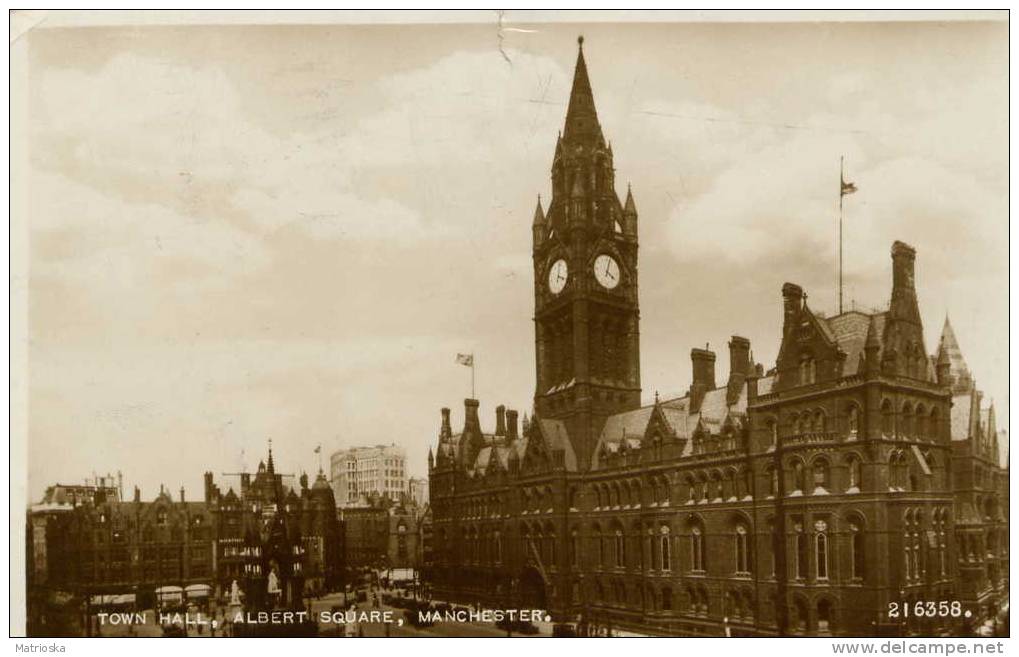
532,37,641,470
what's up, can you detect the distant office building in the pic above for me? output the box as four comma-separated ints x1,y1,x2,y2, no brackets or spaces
329,445,406,507
408,476,429,507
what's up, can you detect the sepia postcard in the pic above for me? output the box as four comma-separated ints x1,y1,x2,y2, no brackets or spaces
9,9,1010,645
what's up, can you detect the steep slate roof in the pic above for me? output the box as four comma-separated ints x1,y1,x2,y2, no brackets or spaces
592,375,759,469
824,311,883,376
599,406,654,443
535,418,578,471
951,393,978,442
939,317,971,383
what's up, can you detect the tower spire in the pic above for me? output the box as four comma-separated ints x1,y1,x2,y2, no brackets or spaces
563,35,602,143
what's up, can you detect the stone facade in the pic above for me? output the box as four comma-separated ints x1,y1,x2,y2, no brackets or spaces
426,39,1008,637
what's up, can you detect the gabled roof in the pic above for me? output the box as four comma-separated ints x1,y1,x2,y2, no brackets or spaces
535,418,577,471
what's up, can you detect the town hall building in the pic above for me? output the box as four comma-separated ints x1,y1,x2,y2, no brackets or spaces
426,38,1008,637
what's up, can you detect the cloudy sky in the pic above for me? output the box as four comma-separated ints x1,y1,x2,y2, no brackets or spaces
21,14,1008,502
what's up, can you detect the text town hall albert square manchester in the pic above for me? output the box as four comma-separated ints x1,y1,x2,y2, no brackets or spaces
426,39,1008,637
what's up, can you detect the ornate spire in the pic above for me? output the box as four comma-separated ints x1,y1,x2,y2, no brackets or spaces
624,183,637,215
563,35,603,143
532,195,545,226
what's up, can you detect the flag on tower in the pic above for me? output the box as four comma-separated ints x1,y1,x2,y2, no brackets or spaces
314,445,321,454
455,353,474,367
840,176,858,196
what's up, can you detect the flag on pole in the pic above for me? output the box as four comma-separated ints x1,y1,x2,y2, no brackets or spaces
314,445,321,454
455,353,474,367
840,176,858,196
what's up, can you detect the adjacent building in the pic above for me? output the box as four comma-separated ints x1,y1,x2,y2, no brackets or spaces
329,445,407,507
427,38,1008,638
27,447,346,636
408,476,429,507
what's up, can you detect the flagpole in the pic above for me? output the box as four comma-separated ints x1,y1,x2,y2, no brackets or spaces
838,156,844,315
472,356,476,400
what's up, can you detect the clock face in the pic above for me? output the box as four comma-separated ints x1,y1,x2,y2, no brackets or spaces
548,259,568,294
593,254,620,289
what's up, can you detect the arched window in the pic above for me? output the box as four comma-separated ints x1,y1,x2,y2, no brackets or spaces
901,403,914,439
660,526,672,572
793,460,806,493
735,524,750,574
846,455,862,492
690,523,705,572
659,476,671,506
812,458,830,492
814,520,829,580
814,410,827,433
594,524,605,567
768,465,778,497
793,598,809,632
930,407,940,441
570,529,579,568
881,399,894,436
915,404,928,439
495,530,502,564
818,599,833,634
794,522,807,579
800,354,816,386
847,404,860,439
849,520,864,580
614,528,625,568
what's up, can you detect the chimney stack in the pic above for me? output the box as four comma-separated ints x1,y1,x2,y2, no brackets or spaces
440,407,452,440
689,347,716,412
782,282,804,330
464,399,481,433
506,409,519,441
691,347,716,389
495,405,507,436
891,241,917,292
179,486,185,503
726,336,752,405
889,241,921,323
133,486,140,503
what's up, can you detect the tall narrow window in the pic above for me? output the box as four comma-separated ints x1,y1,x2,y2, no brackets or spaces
691,525,704,571
795,523,807,579
847,456,862,492
815,520,829,580
847,405,859,438
661,526,672,572
495,531,502,564
818,600,832,633
615,529,625,568
904,531,912,580
570,529,579,568
813,458,830,492
735,524,749,574
881,400,894,437
850,521,864,580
